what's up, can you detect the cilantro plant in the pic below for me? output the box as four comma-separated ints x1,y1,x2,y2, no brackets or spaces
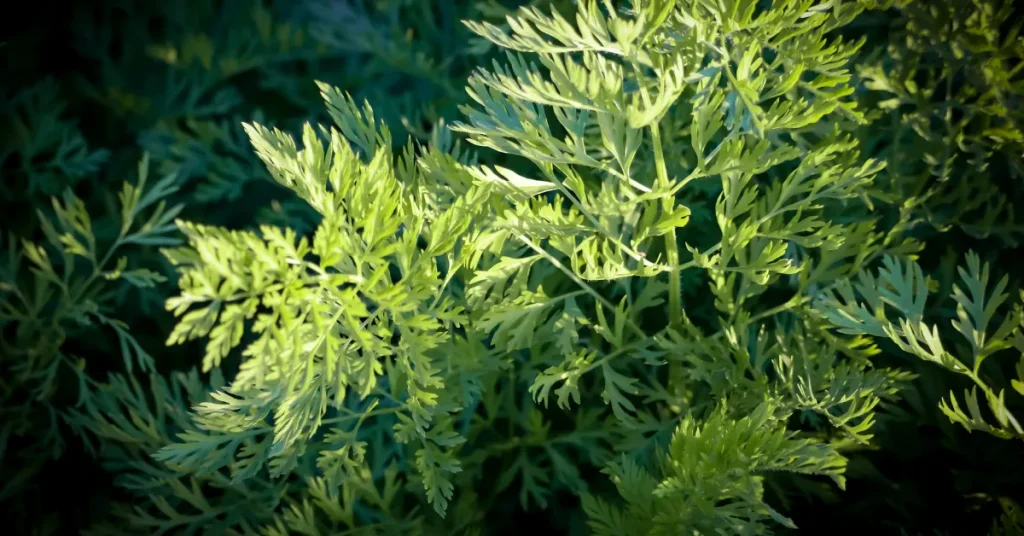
149,0,933,532
4,0,1024,534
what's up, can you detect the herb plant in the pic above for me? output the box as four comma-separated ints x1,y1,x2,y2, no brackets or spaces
3,0,1024,534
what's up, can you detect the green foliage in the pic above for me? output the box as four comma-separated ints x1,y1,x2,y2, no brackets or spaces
991,498,1024,536
816,251,1024,439
162,95,486,516
150,0,922,531
1,78,110,204
0,154,180,515
4,0,1024,534
585,401,848,535
854,0,1024,242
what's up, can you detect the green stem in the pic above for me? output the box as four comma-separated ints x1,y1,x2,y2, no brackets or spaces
627,56,682,331
321,406,403,426
649,121,682,330
56,237,125,322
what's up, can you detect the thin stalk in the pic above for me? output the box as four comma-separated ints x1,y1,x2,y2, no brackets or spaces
649,120,682,330
628,58,683,330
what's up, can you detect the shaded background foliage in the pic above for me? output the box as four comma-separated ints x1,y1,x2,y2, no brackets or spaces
2,0,1024,534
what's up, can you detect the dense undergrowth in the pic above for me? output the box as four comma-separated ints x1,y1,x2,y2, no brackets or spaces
2,0,1024,534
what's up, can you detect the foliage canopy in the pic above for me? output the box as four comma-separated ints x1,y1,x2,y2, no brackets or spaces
2,0,1024,534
